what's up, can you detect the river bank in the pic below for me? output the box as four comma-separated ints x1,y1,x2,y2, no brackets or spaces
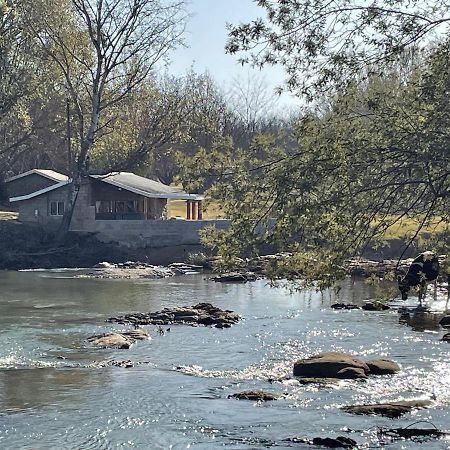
0,213,430,279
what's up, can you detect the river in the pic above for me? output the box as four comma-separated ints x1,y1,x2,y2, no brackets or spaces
0,270,449,449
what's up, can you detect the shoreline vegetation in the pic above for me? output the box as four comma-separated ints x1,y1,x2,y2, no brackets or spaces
0,210,444,280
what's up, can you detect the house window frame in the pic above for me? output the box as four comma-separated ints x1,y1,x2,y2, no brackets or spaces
50,201,65,216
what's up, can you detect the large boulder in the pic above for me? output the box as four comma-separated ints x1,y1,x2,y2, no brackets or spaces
88,333,135,349
293,352,369,378
342,399,433,418
366,358,400,375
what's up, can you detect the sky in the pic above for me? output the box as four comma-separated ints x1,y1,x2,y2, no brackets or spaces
167,0,301,112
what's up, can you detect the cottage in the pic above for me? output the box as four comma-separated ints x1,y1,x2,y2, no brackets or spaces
9,171,227,247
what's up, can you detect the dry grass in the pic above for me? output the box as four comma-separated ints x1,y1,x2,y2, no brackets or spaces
168,200,225,219
0,211,18,221
380,217,447,240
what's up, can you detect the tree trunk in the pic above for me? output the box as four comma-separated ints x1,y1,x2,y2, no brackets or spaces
56,96,100,243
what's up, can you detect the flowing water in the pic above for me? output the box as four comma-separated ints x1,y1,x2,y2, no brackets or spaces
0,270,450,449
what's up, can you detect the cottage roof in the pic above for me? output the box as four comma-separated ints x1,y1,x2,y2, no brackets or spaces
90,172,204,200
9,180,70,202
9,171,203,203
5,169,69,183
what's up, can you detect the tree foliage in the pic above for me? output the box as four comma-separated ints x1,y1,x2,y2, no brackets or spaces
187,42,450,286
226,0,450,99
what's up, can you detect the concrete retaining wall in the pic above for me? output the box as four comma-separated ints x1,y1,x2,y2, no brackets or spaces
71,217,230,248
68,181,231,248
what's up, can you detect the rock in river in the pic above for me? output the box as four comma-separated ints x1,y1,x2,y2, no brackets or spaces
228,390,281,401
361,301,390,311
108,302,240,329
293,352,369,378
293,352,401,380
336,367,367,379
88,327,150,349
366,358,400,375
342,399,433,418
285,436,357,448
331,303,360,310
87,333,135,349
211,272,258,283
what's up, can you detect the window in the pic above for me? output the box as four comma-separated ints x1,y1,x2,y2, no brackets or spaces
50,201,65,216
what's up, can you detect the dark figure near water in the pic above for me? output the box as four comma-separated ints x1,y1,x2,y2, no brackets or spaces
397,251,440,307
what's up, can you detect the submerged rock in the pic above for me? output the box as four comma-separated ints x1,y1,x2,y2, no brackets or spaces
381,427,449,440
211,272,251,283
366,358,400,375
285,436,357,448
293,352,369,378
331,303,360,310
111,360,134,368
108,302,240,329
312,437,358,448
228,390,281,401
295,377,341,386
361,301,390,311
342,399,433,418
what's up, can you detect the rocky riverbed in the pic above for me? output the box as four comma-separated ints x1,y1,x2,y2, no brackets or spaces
76,261,204,279
107,302,241,328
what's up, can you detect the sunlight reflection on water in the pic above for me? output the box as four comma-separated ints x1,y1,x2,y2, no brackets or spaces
0,271,449,448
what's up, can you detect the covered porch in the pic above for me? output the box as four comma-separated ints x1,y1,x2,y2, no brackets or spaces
90,173,204,221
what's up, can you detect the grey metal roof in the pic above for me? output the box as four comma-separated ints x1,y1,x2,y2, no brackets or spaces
6,169,69,183
90,173,204,200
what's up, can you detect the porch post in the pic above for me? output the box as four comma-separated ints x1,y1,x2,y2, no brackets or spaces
186,200,191,220
198,200,203,220
191,200,197,220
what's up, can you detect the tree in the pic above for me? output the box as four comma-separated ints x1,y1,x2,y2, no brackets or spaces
183,0,450,285
186,43,450,286
226,0,450,100
0,0,38,175
22,0,187,230
227,72,279,134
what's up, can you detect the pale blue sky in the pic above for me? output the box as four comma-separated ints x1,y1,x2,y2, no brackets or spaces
168,0,301,110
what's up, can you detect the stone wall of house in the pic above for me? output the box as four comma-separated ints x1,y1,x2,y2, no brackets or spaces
71,216,230,248
70,181,95,229
7,174,58,199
